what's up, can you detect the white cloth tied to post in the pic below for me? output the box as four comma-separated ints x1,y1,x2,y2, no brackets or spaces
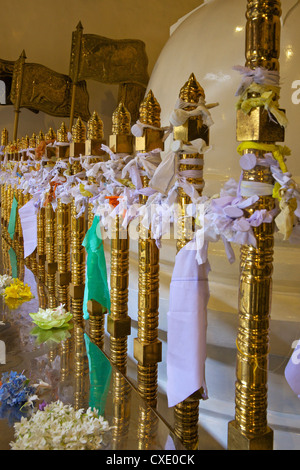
18,198,38,258
167,241,210,407
170,97,218,129
149,138,208,195
121,149,162,190
233,65,280,96
131,120,170,139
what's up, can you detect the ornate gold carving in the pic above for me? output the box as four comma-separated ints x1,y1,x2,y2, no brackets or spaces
69,24,149,86
1,128,8,146
10,56,90,121
71,116,86,143
57,122,69,143
87,110,104,140
29,133,36,148
109,102,134,154
69,22,148,126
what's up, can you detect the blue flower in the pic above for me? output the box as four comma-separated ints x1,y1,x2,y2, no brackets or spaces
0,371,36,408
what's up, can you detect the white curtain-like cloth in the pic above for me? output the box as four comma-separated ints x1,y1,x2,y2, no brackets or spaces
19,199,37,258
167,240,210,407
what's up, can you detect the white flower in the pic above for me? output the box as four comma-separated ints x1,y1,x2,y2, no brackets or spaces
10,400,111,450
0,274,14,292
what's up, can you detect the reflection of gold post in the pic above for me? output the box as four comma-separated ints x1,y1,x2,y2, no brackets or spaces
111,371,131,449
13,50,26,142
133,90,164,408
73,323,88,410
69,117,86,324
228,0,283,451
137,407,158,450
69,22,83,130
56,122,71,308
173,73,208,451
107,103,133,373
60,336,72,383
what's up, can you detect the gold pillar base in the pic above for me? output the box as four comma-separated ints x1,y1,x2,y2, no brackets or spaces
228,420,273,450
174,400,199,451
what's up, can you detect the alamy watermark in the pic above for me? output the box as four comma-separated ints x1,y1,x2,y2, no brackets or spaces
291,81,300,104
95,202,205,246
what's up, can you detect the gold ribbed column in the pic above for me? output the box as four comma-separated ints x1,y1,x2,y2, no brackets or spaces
106,103,133,373
36,143,46,289
228,0,283,450
44,128,58,306
111,371,131,449
137,407,159,450
55,122,71,309
60,336,72,384
133,91,164,408
69,117,86,324
73,323,88,410
172,73,209,450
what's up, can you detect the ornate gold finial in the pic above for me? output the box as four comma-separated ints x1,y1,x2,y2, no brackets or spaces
57,122,69,143
139,90,161,128
5,140,12,154
1,128,8,147
29,133,37,148
12,140,18,153
45,127,56,142
36,131,45,145
87,111,104,140
71,116,86,143
17,138,22,151
179,73,205,104
112,102,131,135
23,135,29,150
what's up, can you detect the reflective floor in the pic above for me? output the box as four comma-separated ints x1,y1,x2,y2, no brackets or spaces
0,234,186,451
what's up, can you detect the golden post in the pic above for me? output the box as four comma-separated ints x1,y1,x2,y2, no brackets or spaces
107,102,133,373
69,117,86,324
172,73,209,450
133,90,164,408
84,110,107,346
55,122,71,309
228,0,283,450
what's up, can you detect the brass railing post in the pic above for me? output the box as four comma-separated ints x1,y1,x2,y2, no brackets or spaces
228,0,283,450
84,111,107,346
172,73,209,450
69,117,86,324
55,122,71,309
133,90,164,408
107,102,134,373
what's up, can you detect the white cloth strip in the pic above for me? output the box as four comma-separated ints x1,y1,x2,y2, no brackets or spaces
240,180,274,197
